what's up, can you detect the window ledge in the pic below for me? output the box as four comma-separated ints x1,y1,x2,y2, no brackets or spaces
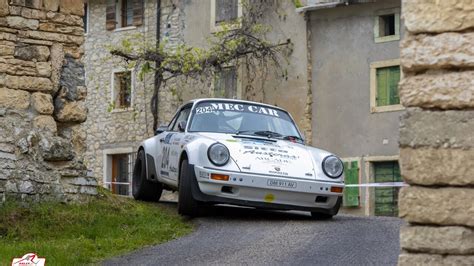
111,107,134,113
211,21,242,34
370,104,405,113
375,35,400,43
113,26,137,32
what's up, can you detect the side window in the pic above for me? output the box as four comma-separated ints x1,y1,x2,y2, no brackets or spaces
171,107,191,131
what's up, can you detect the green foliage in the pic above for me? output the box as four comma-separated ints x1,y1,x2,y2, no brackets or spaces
293,0,303,8
107,102,115,113
0,189,193,265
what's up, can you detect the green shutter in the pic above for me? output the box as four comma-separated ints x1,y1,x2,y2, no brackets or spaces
388,67,400,105
376,66,400,106
376,68,388,106
374,161,402,216
343,161,359,207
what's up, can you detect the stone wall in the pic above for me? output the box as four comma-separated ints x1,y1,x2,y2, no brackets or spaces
83,0,157,181
0,0,97,202
398,0,474,264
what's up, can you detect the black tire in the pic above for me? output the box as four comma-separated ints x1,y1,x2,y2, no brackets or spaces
132,149,163,201
310,212,334,220
178,159,200,217
310,196,342,220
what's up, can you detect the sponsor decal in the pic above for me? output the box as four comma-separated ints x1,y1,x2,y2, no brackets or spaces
169,166,178,173
243,150,299,161
164,133,174,144
268,170,289,176
264,193,275,203
12,253,45,266
195,103,281,118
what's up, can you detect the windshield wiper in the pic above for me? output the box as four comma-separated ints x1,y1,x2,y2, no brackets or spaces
234,130,282,139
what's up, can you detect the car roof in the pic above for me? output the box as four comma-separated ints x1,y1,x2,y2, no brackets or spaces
182,98,288,112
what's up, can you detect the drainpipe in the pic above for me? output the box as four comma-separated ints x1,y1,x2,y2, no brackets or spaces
152,0,161,131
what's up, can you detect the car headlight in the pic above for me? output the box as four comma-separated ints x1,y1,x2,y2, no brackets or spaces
207,143,230,166
322,155,344,178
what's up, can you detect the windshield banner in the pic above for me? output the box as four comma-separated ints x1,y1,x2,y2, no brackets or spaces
195,102,280,117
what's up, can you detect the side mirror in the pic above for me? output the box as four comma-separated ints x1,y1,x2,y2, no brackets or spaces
177,121,187,132
155,124,168,135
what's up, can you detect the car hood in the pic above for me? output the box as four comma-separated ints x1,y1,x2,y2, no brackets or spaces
196,132,335,181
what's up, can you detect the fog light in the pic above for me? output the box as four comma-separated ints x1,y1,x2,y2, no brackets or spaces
211,173,229,181
330,186,344,193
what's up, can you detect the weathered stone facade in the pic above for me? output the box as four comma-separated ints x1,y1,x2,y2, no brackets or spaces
0,0,96,202
398,0,474,264
84,0,310,192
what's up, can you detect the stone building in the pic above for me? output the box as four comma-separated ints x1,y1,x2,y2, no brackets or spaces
299,0,405,217
83,0,310,196
397,0,474,264
0,0,96,202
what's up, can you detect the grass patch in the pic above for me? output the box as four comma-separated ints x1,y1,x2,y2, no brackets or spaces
0,188,193,265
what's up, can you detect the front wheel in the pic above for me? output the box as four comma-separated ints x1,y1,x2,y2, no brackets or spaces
132,149,163,201
178,159,201,217
310,212,334,220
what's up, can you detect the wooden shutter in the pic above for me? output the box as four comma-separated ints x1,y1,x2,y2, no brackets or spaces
388,66,400,105
374,161,401,216
106,0,117,31
132,0,144,26
376,68,388,106
343,161,359,207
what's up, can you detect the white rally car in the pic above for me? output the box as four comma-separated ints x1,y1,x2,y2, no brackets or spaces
132,98,344,219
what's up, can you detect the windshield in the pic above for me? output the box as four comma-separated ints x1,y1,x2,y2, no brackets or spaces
188,101,302,139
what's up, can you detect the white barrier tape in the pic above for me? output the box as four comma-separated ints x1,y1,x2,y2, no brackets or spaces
345,182,408,188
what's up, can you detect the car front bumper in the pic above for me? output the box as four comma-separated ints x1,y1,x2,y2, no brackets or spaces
192,165,344,214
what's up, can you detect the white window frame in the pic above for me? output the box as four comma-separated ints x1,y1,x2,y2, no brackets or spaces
374,8,401,43
102,147,134,197
210,0,243,33
110,69,135,112
369,59,404,113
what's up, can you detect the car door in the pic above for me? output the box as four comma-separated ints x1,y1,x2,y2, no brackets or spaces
159,105,192,182
155,112,178,181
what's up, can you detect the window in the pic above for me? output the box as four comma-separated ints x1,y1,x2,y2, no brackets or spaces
112,71,132,110
106,0,143,31
105,153,134,196
370,59,403,113
83,1,88,33
214,67,237,99
171,107,191,131
373,161,401,217
374,9,400,43
210,0,242,32
376,66,400,107
216,0,238,24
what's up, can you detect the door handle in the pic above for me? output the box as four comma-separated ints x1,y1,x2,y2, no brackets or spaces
159,138,164,143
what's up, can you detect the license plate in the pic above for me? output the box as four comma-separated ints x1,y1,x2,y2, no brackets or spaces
267,179,297,189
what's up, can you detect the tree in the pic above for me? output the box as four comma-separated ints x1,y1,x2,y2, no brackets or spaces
110,1,290,131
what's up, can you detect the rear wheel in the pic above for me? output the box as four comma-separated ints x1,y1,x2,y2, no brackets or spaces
132,149,162,201
178,159,200,217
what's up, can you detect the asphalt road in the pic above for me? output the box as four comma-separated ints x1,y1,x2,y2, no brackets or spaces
103,203,404,266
